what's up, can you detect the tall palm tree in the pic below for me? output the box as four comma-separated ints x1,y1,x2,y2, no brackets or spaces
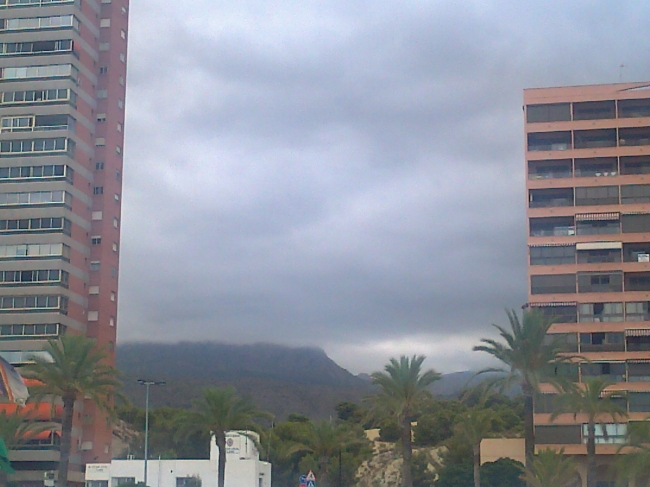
179,387,269,487
522,448,578,487
551,379,627,487
615,419,650,487
473,308,571,463
370,355,441,487
21,334,121,487
288,421,367,486
453,407,497,487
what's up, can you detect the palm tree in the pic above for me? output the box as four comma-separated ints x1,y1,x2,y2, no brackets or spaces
453,407,497,487
21,334,121,487
615,419,650,487
288,421,367,485
522,448,578,487
473,308,572,463
370,355,441,487
551,379,627,487
179,387,269,487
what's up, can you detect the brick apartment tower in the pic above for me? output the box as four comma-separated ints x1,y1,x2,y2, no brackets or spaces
525,82,650,482
0,0,128,484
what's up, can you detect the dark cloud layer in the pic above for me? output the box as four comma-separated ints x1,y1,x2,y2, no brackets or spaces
117,0,650,373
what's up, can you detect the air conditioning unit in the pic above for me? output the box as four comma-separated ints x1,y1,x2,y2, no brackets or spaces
44,471,56,487
638,254,650,263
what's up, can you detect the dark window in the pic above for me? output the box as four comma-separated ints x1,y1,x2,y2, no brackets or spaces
534,394,558,414
577,272,623,293
621,185,650,204
581,362,626,381
625,301,650,322
535,425,582,445
529,217,574,237
528,160,572,179
528,131,571,151
622,214,650,233
621,156,650,175
574,129,617,149
577,248,621,264
574,157,618,177
531,274,576,295
629,362,650,382
530,246,575,265
529,188,574,208
629,392,650,412
579,332,625,352
575,186,619,206
619,127,650,147
619,99,650,119
573,101,616,120
533,305,577,324
526,103,571,123
626,273,650,292
576,220,619,236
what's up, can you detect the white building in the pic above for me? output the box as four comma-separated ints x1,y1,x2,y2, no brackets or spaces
85,431,271,487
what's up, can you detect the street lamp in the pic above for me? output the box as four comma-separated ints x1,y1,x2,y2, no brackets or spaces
137,379,165,487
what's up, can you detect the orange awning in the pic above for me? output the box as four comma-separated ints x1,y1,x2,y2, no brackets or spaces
0,403,62,419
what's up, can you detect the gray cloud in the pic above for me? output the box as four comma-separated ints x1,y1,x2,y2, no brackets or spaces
116,0,650,373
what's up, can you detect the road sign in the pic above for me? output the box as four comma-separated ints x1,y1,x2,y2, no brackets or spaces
306,471,316,482
306,481,315,487
299,475,306,483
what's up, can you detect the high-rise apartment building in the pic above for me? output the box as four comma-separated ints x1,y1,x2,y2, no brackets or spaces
525,82,650,479
0,0,128,483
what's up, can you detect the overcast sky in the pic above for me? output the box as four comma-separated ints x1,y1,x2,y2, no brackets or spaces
116,0,650,374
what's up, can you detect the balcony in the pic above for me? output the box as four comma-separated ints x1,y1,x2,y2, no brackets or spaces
531,274,576,295
528,131,572,152
577,248,621,264
628,362,650,382
534,304,577,323
621,156,650,175
1,115,74,134
530,216,575,237
575,186,619,206
625,272,650,292
619,127,650,147
578,302,624,323
580,332,625,352
530,188,574,208
573,100,616,121
619,99,650,119
574,157,618,177
581,362,626,382
577,272,623,293
574,129,617,149
526,103,571,123
528,160,572,180
621,184,650,204
530,245,575,266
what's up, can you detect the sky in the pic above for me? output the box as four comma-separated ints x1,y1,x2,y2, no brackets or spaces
116,0,650,374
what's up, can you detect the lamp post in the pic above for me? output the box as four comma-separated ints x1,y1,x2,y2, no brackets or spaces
137,379,165,486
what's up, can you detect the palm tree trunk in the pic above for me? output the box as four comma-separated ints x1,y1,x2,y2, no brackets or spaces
400,418,413,487
522,384,535,466
473,443,480,487
58,395,75,487
216,431,227,487
586,421,596,487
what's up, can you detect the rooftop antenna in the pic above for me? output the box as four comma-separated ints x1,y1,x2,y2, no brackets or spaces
619,64,626,82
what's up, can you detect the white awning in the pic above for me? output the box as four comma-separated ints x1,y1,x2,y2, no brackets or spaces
529,302,577,308
575,212,619,222
625,329,650,337
529,243,574,248
576,241,623,250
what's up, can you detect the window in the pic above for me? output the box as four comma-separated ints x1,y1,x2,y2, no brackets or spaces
626,301,650,322
0,323,60,338
99,42,110,51
619,99,650,119
0,269,67,285
0,138,73,156
119,53,125,63
97,114,107,123
110,292,116,302
574,186,619,206
87,311,98,321
0,295,67,312
0,242,69,260
579,332,625,352
117,122,122,132
530,274,576,295
573,101,616,121
526,103,571,123
578,302,624,322
100,19,111,28
0,190,71,207
0,217,71,235
115,145,122,155
88,286,99,295
1,88,75,106
529,188,574,208
95,138,105,147
120,29,126,39
529,217,574,237
0,164,70,181
528,131,571,151
118,76,124,86
528,159,572,179
99,66,108,74
176,478,201,487
112,478,135,487
621,185,650,204
574,129,617,149
91,236,101,245
90,261,100,271
581,362,626,381
92,211,103,221
114,193,120,202
93,186,104,195
97,90,108,99
95,162,104,171
626,273,650,292
1,15,78,32
115,170,121,180
1,64,77,81
574,157,618,177
536,425,581,445
577,272,623,293
584,424,627,444
629,393,650,412
530,245,575,265
113,217,119,228
112,242,118,252
117,99,123,109
111,266,117,277
109,317,115,326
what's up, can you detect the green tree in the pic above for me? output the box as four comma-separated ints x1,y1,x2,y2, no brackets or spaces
453,407,497,487
22,334,120,487
615,419,650,487
551,379,626,487
178,387,268,487
288,421,368,487
522,448,578,487
481,458,525,487
370,355,441,487
473,308,570,463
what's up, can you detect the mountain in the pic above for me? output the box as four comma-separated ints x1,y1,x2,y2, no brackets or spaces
116,342,373,420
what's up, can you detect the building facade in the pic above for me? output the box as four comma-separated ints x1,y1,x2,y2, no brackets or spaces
86,432,272,487
525,82,650,478
0,0,129,483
